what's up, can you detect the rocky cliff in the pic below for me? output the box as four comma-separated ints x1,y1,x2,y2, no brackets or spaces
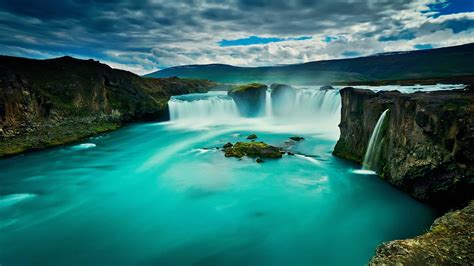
369,201,474,265
333,87,474,209
228,83,267,117
0,55,215,157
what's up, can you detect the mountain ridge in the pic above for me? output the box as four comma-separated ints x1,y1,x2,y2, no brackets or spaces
147,43,474,84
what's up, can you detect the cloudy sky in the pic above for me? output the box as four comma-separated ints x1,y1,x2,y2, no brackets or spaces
0,0,473,74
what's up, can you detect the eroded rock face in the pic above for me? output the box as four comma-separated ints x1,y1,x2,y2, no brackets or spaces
333,87,474,209
369,201,474,265
228,83,267,117
223,141,283,159
0,55,215,157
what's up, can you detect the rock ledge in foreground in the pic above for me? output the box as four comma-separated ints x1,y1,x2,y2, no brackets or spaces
369,201,474,265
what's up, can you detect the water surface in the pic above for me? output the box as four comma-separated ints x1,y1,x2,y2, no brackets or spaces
0,88,441,265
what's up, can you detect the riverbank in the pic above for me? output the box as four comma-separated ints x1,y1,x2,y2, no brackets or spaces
0,55,215,157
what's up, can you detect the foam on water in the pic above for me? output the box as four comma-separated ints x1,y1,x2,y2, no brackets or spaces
167,88,342,138
72,143,96,150
0,193,36,208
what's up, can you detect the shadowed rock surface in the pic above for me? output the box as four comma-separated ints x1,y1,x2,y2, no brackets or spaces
333,87,474,209
369,201,474,265
0,55,215,157
228,83,267,117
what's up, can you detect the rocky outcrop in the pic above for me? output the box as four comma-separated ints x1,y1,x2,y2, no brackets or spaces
223,141,284,159
270,83,296,116
333,87,474,209
228,83,267,117
369,201,474,265
320,85,335,91
0,55,215,157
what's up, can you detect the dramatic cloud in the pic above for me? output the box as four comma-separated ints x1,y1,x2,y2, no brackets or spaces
0,0,473,74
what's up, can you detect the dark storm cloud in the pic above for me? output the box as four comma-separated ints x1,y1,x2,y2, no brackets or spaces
0,0,472,73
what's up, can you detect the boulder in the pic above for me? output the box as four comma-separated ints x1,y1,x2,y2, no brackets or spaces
246,134,257,139
224,141,283,159
223,142,233,149
290,136,305,141
320,85,335,91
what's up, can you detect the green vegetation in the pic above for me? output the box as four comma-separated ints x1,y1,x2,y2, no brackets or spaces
229,83,266,94
370,201,474,265
223,141,283,159
148,43,474,85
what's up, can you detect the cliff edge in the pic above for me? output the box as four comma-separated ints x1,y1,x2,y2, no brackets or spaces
333,87,474,209
0,56,215,157
369,201,474,265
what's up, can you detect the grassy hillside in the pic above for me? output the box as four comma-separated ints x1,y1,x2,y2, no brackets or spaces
147,43,474,85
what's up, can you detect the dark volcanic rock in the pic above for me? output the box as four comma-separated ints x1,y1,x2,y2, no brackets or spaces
270,83,296,116
369,201,474,265
223,142,233,149
0,55,215,157
256,158,264,163
228,83,267,117
333,87,474,209
290,136,305,141
320,85,335,91
224,141,283,159
246,134,257,139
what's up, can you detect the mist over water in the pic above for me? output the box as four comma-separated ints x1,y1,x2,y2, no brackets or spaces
168,87,342,138
0,84,455,265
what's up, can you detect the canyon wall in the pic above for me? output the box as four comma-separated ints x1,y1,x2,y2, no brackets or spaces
0,56,215,157
333,87,474,209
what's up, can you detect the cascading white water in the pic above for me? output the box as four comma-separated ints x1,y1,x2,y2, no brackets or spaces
362,109,390,171
265,88,272,117
168,92,239,123
293,89,341,116
168,88,341,136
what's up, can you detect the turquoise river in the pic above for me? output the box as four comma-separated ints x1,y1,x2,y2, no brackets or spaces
0,85,457,265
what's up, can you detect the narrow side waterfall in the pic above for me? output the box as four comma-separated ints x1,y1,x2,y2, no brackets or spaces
265,88,272,117
362,109,390,171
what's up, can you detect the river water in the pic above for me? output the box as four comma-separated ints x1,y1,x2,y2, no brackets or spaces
0,85,457,265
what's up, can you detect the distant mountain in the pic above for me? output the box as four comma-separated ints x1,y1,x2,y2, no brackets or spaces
147,43,474,84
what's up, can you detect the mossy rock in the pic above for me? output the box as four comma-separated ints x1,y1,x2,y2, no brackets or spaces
224,141,283,159
228,83,267,117
369,201,474,265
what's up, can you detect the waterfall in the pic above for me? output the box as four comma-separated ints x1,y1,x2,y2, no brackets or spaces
362,109,390,171
294,89,341,115
167,88,341,135
265,88,272,117
168,92,239,123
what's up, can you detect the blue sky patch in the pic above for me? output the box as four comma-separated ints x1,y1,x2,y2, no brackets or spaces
378,30,416,42
424,0,474,18
342,51,361,57
414,44,433,50
323,36,338,43
218,36,311,47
